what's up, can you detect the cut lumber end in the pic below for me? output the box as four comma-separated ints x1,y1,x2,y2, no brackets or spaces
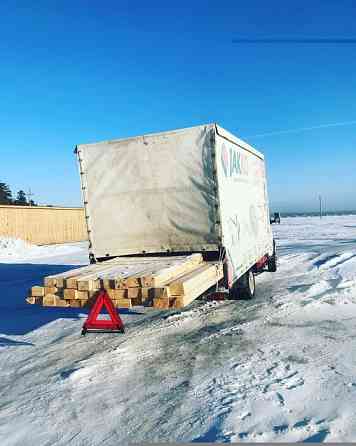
64,288,77,300
153,298,172,309
31,286,45,297
54,297,70,307
65,277,78,289
44,286,59,295
77,279,100,291
55,278,65,288
107,289,127,300
112,299,132,309
42,294,56,306
127,287,140,299
44,278,56,287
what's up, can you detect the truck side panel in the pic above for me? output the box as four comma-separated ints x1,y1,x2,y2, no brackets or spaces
214,127,273,284
77,125,220,258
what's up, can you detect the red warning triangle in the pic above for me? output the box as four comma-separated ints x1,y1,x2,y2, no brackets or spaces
82,289,125,335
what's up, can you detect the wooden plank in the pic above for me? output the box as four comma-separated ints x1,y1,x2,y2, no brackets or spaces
54,297,70,307
39,255,213,311
42,255,162,287
104,258,192,289
108,255,188,265
153,298,171,309
65,277,81,289
43,255,195,288
43,294,55,306
45,258,122,288
152,263,223,309
44,286,60,295
64,289,90,300
111,299,132,309
55,278,65,288
69,299,86,308
121,261,181,287
31,286,45,297
43,294,69,307
77,278,101,291
86,259,174,289
126,287,141,299
64,289,76,299
168,263,223,296
66,294,131,309
142,254,203,287
77,290,90,300
125,274,143,288
95,263,138,289
143,287,169,299
111,263,172,289
171,263,223,308
138,287,168,306
66,262,119,289
43,263,98,287
126,286,168,303
101,259,177,289
44,277,56,287
73,260,145,290
107,289,127,300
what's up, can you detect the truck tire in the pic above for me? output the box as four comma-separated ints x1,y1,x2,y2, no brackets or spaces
268,240,277,272
268,255,277,272
230,269,256,300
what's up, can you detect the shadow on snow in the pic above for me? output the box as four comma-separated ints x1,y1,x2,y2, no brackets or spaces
0,263,139,336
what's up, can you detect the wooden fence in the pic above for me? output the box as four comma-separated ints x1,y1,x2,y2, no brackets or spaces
0,205,88,245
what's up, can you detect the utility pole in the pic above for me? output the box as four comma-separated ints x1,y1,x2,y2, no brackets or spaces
319,194,322,219
27,188,34,206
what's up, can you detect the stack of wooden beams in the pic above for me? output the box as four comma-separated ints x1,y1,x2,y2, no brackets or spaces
26,254,223,310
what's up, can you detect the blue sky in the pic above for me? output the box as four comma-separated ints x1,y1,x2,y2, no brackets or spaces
1,0,356,212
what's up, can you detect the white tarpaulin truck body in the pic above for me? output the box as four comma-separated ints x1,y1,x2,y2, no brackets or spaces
76,124,273,283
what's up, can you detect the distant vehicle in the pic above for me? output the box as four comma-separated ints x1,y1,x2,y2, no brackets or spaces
76,123,277,300
270,212,281,224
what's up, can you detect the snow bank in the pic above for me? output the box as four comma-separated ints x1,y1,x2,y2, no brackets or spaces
0,237,42,259
0,236,88,265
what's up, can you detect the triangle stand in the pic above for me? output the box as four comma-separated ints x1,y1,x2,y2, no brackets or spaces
81,289,125,335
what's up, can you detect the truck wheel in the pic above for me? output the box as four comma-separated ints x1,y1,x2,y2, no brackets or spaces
268,255,277,272
230,269,256,300
268,240,277,272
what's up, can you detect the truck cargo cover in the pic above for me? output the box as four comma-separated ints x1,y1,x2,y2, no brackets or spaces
76,124,220,258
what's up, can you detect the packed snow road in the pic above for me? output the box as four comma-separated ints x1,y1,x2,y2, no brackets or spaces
1,216,356,444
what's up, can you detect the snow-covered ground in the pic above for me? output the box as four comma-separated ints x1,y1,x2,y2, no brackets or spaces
0,237,88,265
1,215,356,444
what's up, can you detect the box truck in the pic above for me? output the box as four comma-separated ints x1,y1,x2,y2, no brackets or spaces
75,123,277,299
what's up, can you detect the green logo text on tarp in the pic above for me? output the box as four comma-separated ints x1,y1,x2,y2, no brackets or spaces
221,143,248,178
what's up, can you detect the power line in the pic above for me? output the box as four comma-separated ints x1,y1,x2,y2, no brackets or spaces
232,38,356,44
246,119,356,138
